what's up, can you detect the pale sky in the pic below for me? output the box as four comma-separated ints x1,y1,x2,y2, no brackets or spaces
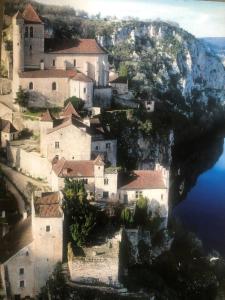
36,0,225,38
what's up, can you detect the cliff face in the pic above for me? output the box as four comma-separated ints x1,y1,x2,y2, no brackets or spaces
99,21,225,106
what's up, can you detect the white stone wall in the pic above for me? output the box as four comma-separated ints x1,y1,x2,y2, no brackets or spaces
43,53,108,87
120,188,168,207
7,145,52,182
68,232,121,287
32,215,63,293
69,80,93,108
91,139,117,166
19,76,70,108
4,244,35,299
45,125,92,161
95,172,118,201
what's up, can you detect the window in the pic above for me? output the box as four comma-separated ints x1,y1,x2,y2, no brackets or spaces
55,142,59,149
46,225,50,232
135,191,143,199
104,178,109,185
30,27,33,38
29,45,32,51
25,26,28,38
52,82,57,91
29,82,33,90
19,280,25,288
95,145,99,151
83,87,87,94
106,143,111,149
19,268,24,275
161,194,164,200
83,179,88,184
74,59,76,67
52,59,55,67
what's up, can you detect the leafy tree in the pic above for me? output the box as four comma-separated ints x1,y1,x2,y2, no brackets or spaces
37,263,70,300
64,96,84,112
133,196,148,226
63,179,96,247
121,207,133,227
15,86,29,108
119,63,128,77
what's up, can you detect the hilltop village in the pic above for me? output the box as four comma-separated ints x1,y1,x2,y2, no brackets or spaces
0,4,170,299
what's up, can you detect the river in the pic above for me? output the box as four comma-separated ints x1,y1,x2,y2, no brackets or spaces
173,136,225,256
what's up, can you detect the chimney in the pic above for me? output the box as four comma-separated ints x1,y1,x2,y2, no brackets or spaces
40,60,44,70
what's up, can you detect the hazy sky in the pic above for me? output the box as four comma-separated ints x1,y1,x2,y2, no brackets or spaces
37,0,225,37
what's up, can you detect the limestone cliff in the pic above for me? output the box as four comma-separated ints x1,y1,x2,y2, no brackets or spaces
98,21,225,108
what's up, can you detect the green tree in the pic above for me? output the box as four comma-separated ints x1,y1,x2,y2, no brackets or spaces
63,179,96,247
15,86,29,108
64,96,84,112
119,63,128,77
37,263,70,300
121,207,133,227
134,196,148,226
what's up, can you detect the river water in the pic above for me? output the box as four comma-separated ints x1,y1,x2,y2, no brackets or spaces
173,137,225,256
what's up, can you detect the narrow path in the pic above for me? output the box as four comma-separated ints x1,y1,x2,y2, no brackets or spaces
0,162,51,203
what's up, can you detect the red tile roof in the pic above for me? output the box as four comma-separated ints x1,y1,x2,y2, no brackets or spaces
72,72,93,83
19,69,77,78
53,158,95,178
45,38,107,54
35,192,63,218
41,109,55,122
120,170,166,190
0,217,33,264
61,102,81,119
22,3,42,24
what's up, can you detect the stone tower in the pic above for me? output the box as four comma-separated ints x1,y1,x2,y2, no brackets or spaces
22,4,44,69
12,11,24,99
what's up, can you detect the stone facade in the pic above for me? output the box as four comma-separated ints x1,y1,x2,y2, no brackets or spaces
0,192,64,299
12,4,110,108
68,231,122,287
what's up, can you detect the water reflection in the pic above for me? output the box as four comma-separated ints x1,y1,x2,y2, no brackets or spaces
173,138,225,256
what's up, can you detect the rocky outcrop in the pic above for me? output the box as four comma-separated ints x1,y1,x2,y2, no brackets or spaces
98,21,225,106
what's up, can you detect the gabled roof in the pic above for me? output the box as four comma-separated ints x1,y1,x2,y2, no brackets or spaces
52,158,95,178
2,122,17,133
72,72,93,83
41,109,55,122
61,102,81,119
47,115,89,135
120,170,166,190
19,69,77,79
45,38,107,55
22,3,42,24
0,217,33,264
35,192,63,218
14,11,24,20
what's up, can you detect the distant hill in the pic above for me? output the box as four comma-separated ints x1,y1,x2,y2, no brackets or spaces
200,37,225,50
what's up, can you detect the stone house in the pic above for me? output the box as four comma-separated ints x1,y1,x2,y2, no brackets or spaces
119,164,169,222
0,191,64,299
0,119,18,148
51,156,118,201
12,4,111,108
40,105,117,166
109,76,128,95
